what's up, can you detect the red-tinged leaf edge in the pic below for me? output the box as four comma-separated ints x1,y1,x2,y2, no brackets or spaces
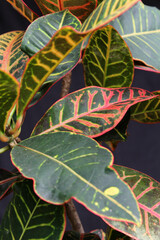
135,65,160,73
81,0,141,33
0,70,20,141
32,86,158,139
6,0,39,22
0,168,22,200
11,135,142,225
16,26,88,124
28,58,81,109
102,164,160,240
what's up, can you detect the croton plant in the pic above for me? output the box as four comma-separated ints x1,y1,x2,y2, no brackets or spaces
0,0,160,239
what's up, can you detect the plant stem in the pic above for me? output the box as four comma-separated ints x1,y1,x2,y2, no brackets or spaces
61,72,84,233
60,71,72,98
0,145,10,154
65,199,84,233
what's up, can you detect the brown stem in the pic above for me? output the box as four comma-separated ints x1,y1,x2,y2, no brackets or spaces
65,199,84,234
60,71,72,98
61,72,84,233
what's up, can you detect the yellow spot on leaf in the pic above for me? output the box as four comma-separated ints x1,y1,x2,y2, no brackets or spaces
104,187,119,196
102,206,109,212
95,202,99,207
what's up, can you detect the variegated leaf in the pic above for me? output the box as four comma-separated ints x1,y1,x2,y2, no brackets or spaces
81,0,140,32
17,27,88,119
131,92,160,123
95,110,130,151
34,0,97,22
83,26,134,88
11,132,141,224
105,165,160,240
32,87,156,138
6,0,39,22
0,31,29,81
110,1,160,70
0,180,65,240
0,70,19,139
21,10,82,84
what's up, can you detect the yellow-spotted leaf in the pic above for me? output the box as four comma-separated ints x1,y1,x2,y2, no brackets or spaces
11,132,141,224
6,0,39,22
81,0,140,32
110,1,160,70
0,180,65,240
131,91,160,123
32,87,156,138
34,0,97,22
83,26,134,88
105,165,160,240
17,27,88,119
0,31,29,81
0,70,19,138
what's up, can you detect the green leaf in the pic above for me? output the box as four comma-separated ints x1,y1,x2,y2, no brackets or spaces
21,10,82,84
110,1,160,70
0,180,65,240
6,0,39,22
0,31,29,81
81,0,140,32
131,92,160,123
63,230,103,239
11,132,141,224
0,169,20,200
106,226,131,240
91,230,105,240
83,26,134,88
0,70,19,137
105,165,160,240
34,0,97,22
17,27,88,119
32,87,156,138
95,110,130,151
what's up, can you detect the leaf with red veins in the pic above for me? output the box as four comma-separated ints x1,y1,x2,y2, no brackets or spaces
32,87,157,138
104,165,160,240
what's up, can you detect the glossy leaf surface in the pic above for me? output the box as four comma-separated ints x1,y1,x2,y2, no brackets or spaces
0,70,19,134
21,10,82,84
81,0,140,32
0,31,29,81
95,111,130,151
32,87,156,138
83,26,134,88
131,92,160,123
11,132,140,224
6,0,39,22
17,27,87,118
0,169,20,200
0,180,65,240
111,1,160,70
34,0,97,22
105,165,160,240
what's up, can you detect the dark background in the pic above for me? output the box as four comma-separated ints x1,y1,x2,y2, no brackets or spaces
0,0,160,232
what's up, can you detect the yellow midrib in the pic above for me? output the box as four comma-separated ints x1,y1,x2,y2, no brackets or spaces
16,144,139,223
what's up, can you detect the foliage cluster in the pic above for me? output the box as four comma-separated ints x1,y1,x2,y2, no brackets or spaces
0,0,160,239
